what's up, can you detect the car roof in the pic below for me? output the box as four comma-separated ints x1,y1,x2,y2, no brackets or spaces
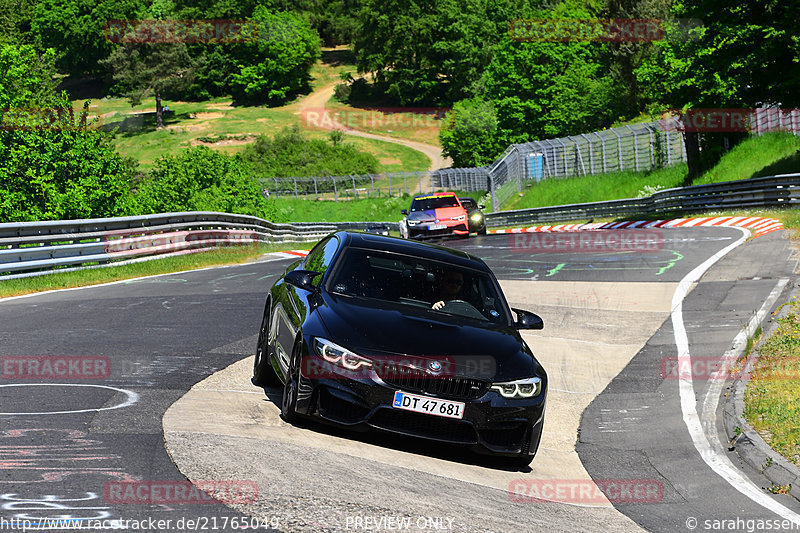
336,231,490,271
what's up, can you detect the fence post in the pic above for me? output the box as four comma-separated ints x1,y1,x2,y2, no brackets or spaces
404,174,408,195
645,125,655,169
274,177,279,198
489,167,498,211
597,132,607,173
293,178,298,198
351,175,357,199
581,133,594,174
666,128,671,166
314,178,318,200
624,126,640,171
611,128,623,171
333,177,338,201
371,176,375,198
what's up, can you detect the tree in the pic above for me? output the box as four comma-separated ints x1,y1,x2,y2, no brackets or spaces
31,0,144,76
102,43,197,128
229,8,320,104
0,0,33,45
636,0,800,181
439,98,505,167
354,0,525,105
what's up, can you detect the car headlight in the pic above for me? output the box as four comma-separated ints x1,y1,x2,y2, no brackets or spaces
407,220,421,226
313,338,372,371
491,377,542,398
470,213,483,221
451,215,466,222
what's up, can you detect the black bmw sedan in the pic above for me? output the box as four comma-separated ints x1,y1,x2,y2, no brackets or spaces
253,231,547,466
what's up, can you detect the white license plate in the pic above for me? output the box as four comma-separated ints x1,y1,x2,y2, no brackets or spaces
428,224,447,230
392,391,465,419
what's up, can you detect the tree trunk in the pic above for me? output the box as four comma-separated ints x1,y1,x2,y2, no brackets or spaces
683,131,701,186
155,91,164,129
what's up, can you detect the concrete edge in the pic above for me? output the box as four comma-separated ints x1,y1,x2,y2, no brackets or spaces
723,278,800,502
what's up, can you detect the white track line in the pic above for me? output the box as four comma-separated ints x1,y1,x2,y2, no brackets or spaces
671,227,800,524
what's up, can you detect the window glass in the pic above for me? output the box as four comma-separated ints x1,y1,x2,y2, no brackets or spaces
410,195,460,211
303,236,339,282
328,248,507,324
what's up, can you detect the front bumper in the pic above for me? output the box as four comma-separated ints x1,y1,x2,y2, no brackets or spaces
295,360,546,457
407,222,469,239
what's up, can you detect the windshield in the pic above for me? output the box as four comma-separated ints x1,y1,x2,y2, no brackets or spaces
328,248,508,324
410,195,460,212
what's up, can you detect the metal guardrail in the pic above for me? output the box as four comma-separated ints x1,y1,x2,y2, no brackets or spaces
1,174,797,280
0,212,398,280
485,174,800,227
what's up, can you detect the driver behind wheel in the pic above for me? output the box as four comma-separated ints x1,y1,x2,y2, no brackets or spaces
432,270,465,310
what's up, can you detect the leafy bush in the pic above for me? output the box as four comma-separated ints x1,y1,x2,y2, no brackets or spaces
131,146,276,220
0,105,135,222
239,126,379,179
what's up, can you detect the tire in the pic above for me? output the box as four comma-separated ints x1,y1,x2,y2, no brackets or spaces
478,226,487,235
280,341,302,423
253,300,280,387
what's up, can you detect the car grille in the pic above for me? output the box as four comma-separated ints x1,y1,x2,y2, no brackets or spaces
368,409,478,444
378,367,488,400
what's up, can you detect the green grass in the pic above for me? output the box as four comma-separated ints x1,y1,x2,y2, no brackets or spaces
744,309,800,466
0,243,294,299
270,190,488,223
505,132,800,211
698,132,800,183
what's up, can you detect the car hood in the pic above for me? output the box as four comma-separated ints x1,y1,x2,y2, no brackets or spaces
316,294,537,381
407,206,464,222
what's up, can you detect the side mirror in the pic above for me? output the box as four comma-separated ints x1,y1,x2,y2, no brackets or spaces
512,308,544,330
478,204,485,209
285,269,321,292
400,209,408,215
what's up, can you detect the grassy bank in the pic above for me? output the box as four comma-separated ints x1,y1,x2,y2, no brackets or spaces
0,243,292,299
505,132,800,211
744,306,800,467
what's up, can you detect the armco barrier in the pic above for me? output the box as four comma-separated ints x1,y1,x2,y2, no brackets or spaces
485,173,800,227
1,175,797,280
0,212,398,280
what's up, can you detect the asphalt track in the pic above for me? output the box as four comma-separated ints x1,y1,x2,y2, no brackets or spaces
0,227,798,532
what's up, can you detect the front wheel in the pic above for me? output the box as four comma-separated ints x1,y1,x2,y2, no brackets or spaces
280,342,301,423
478,226,487,235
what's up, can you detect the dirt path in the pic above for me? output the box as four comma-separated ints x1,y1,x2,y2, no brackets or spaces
297,83,452,173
